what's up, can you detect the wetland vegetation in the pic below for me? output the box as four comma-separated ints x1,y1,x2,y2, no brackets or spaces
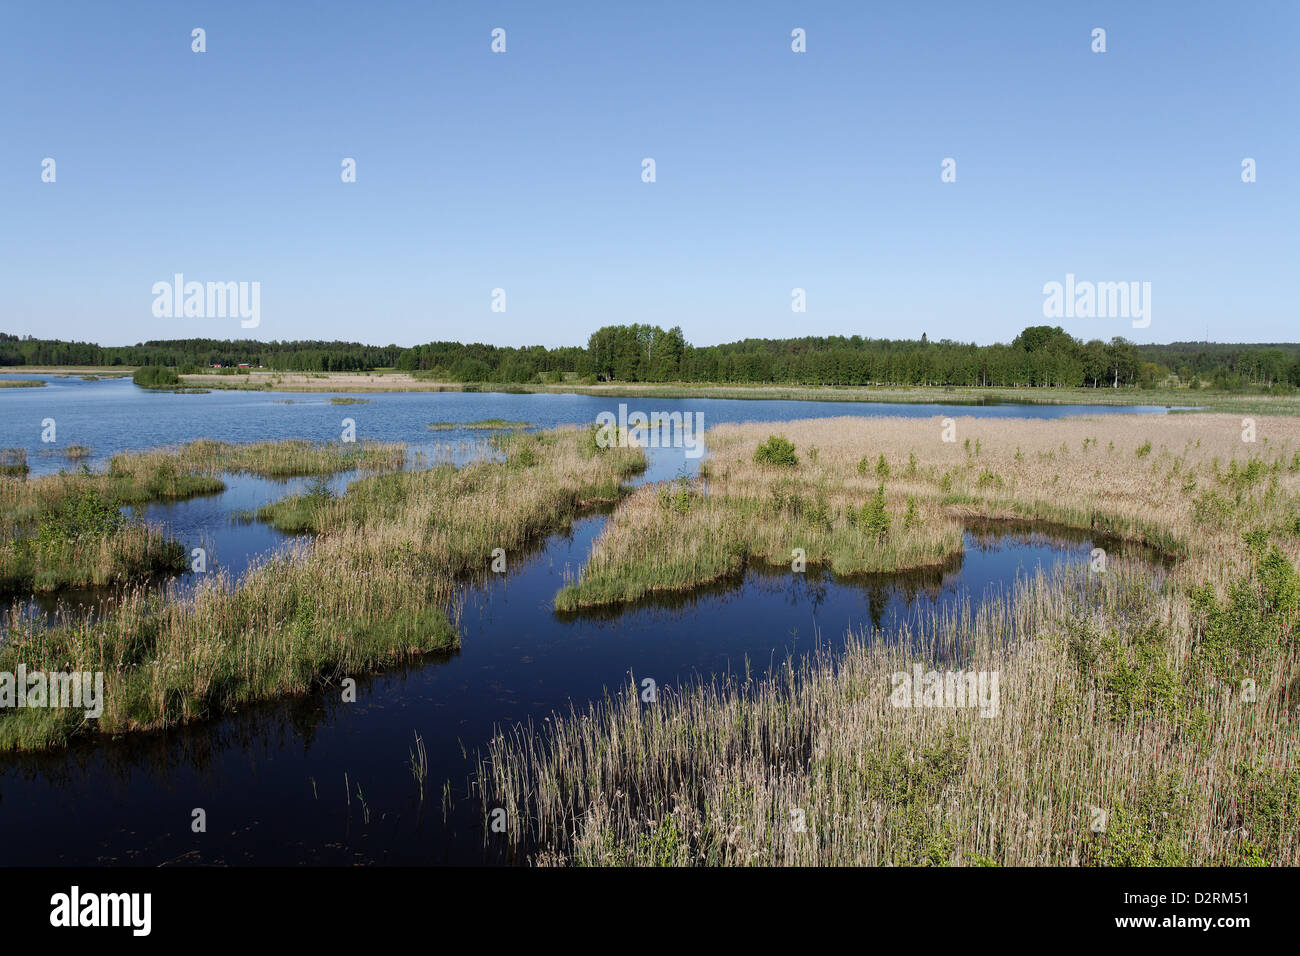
2,400,1297,868
489,413,1300,865
0,428,643,750
1,440,405,595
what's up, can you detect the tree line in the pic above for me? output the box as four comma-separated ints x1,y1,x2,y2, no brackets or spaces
0,334,403,372
4,327,1299,391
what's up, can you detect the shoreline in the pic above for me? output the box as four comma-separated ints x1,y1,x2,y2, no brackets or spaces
5,366,1296,414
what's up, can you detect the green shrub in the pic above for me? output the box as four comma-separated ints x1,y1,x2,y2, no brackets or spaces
1089,774,1190,867
1189,538,1300,681
753,435,798,468
657,480,695,514
36,488,124,543
851,482,891,540
509,445,539,469
1225,765,1300,865
132,365,180,388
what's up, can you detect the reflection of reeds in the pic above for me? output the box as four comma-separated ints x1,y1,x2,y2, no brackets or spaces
559,413,1300,609
0,448,28,478
485,560,1300,866
485,412,1300,866
0,440,410,597
410,731,428,802
0,427,644,750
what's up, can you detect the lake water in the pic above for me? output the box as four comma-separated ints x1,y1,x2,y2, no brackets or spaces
0,374,1172,864
0,373,1176,480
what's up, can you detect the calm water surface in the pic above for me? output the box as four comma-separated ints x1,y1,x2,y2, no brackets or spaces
0,375,1171,864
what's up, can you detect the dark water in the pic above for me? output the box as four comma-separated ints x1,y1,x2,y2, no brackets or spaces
0,375,1172,865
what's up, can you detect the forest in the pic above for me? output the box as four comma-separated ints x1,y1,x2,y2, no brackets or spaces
4,327,1299,391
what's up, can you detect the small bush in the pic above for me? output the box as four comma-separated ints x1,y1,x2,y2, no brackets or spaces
37,488,124,543
509,445,539,469
1189,540,1300,681
852,482,891,540
753,435,798,468
657,480,695,515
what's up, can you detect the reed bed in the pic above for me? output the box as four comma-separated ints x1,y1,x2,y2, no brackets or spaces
427,419,532,431
560,413,1300,608
484,413,1300,865
0,440,407,595
0,426,645,750
109,438,407,480
0,448,28,478
485,560,1300,866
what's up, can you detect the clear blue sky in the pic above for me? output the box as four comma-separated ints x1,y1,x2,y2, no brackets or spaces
1,1,1295,348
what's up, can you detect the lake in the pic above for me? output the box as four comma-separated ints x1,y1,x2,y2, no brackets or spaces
0,374,1173,864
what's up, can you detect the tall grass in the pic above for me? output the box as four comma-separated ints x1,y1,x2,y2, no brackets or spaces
0,440,407,595
559,413,1300,610
485,556,1300,866
484,413,1300,865
0,448,28,478
428,419,532,431
0,426,644,750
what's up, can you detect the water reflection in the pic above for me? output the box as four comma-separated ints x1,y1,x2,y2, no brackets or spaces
0,377,1178,864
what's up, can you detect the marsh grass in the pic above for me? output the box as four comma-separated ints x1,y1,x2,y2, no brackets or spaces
559,414,1300,610
427,419,533,431
0,448,28,478
0,440,406,595
0,426,644,750
487,413,1300,865
486,556,1300,866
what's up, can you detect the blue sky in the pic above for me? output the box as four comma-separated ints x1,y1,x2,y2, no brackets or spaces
1,1,1295,348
